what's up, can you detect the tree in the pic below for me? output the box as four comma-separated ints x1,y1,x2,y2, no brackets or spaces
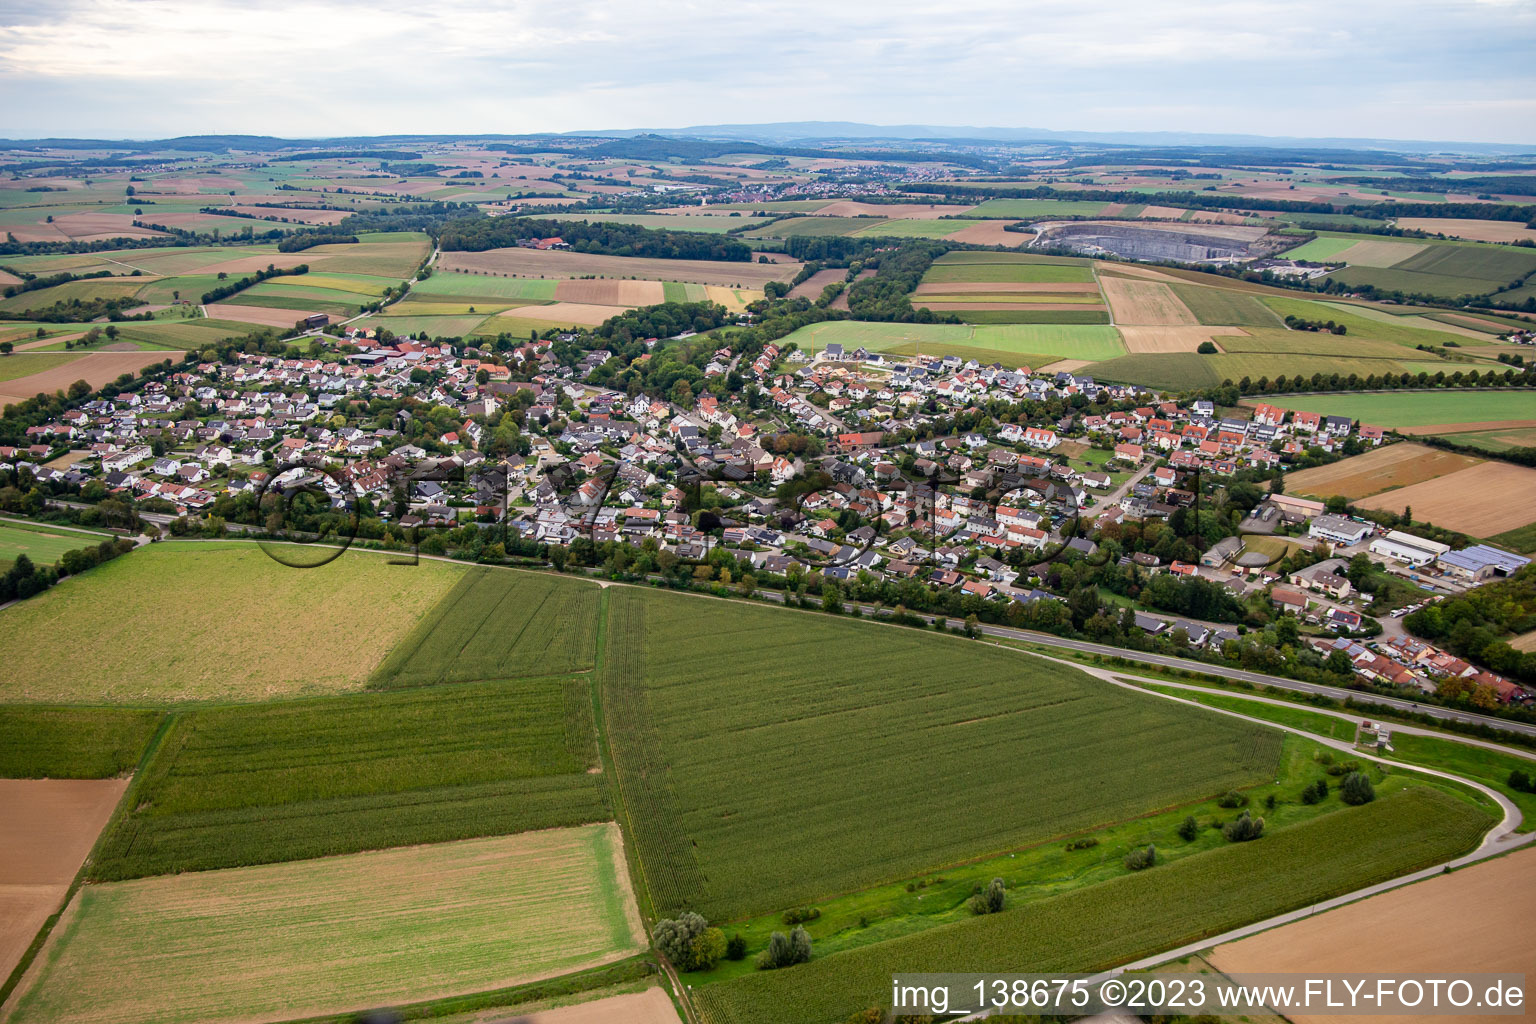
968,877,1006,914
822,581,844,614
1177,815,1199,841
1223,810,1265,842
0,341,11,356
789,925,813,965
1124,844,1157,870
652,912,709,968
1197,341,1218,354
726,933,748,961
689,927,727,972
1301,778,1328,804
1340,771,1375,805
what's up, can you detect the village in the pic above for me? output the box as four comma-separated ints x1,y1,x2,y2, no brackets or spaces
3,321,1530,711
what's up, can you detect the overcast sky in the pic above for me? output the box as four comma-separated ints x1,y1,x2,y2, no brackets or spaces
1,0,1533,144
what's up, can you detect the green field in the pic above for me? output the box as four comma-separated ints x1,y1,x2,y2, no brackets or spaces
0,277,146,315
692,787,1490,1024
1169,283,1284,327
954,309,1113,325
602,590,1282,922
369,312,494,337
1086,352,1223,390
1260,296,1475,348
966,198,1110,218
1263,390,1536,428
411,273,561,302
779,321,1126,363
851,218,984,239
1279,236,1358,262
0,706,163,778
370,568,601,687
223,291,361,318
0,543,466,703
743,217,879,238
0,352,84,383
11,826,642,1024
1141,685,1360,742
922,262,1096,284
89,676,607,880
0,520,96,567
1204,353,1412,384
1436,426,1536,453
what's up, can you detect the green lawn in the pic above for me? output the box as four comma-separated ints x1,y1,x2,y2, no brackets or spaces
966,198,1110,218
1386,733,1536,832
0,520,97,565
1141,684,1360,742
922,262,1096,284
1260,297,1475,348
850,218,985,239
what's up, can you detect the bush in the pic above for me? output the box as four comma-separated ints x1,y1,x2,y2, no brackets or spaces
1223,810,1265,842
782,906,821,926
968,877,1006,915
1324,759,1361,777
1177,814,1200,841
1340,771,1376,805
1065,836,1099,851
1216,791,1248,808
1197,341,1219,354
1124,844,1157,871
1509,769,1535,794
725,933,747,961
689,926,727,972
1301,778,1329,804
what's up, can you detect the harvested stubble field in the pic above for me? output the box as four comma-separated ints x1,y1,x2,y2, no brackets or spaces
787,267,846,300
1099,276,1198,325
1354,460,1536,536
436,248,798,288
90,676,606,879
691,788,1491,1024
1118,325,1246,353
0,778,129,984
0,544,464,703
371,568,600,687
601,589,1282,923
200,301,319,327
1209,846,1536,1024
553,279,666,305
7,826,645,1024
1395,218,1536,244
0,350,173,409
1284,443,1484,500
521,987,682,1024
493,301,629,328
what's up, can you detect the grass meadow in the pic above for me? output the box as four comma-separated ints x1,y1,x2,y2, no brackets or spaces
691,787,1491,1024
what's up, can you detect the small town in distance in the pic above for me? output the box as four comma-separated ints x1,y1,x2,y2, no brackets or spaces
2,4,1535,1024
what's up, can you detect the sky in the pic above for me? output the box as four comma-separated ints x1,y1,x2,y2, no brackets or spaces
1,0,1533,144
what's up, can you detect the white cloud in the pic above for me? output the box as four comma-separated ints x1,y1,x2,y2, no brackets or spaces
0,0,1531,142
